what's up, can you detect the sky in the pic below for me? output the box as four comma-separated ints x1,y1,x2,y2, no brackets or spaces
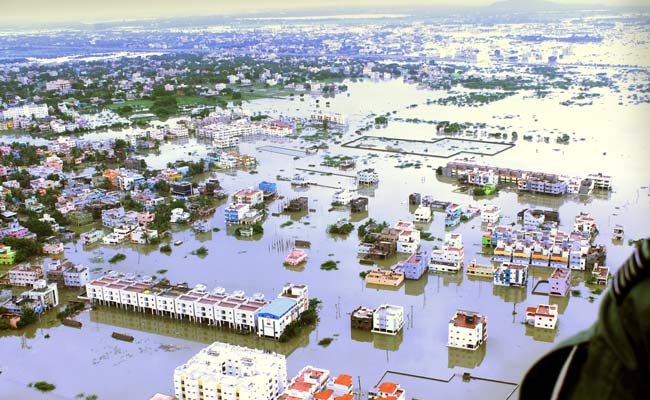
1,0,649,25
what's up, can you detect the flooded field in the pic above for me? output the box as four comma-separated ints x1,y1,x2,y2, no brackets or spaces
342,135,515,158
1,78,649,399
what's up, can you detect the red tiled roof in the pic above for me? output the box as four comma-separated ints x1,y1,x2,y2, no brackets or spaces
334,374,353,387
314,390,334,399
378,382,398,394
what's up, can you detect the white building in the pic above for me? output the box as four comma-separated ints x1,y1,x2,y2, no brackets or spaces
257,284,309,339
170,208,191,223
429,233,464,273
63,264,90,287
493,263,528,287
466,169,498,186
393,220,420,254
448,310,487,351
46,79,72,91
357,168,379,185
8,264,44,286
173,342,287,400
414,205,432,223
332,188,354,205
2,103,49,120
587,173,612,191
526,304,558,329
481,205,501,224
372,304,404,335
18,280,59,312
282,366,330,399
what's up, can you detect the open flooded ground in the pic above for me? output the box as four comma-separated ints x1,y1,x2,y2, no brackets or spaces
1,77,649,399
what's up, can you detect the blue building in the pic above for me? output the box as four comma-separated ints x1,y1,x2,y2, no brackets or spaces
258,181,278,194
224,203,249,224
493,263,528,287
256,297,300,338
392,251,427,280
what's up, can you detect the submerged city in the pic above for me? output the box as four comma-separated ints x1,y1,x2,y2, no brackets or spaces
0,0,649,399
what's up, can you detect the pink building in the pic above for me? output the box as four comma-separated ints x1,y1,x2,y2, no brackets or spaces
44,155,63,171
549,267,571,296
284,249,308,266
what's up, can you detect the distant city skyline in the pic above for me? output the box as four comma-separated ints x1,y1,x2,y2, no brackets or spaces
2,0,649,25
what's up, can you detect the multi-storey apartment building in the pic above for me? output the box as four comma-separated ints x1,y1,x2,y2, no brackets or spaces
173,342,287,400
429,233,464,273
372,304,404,335
448,310,488,351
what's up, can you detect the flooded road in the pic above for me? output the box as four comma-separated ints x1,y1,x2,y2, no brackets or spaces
1,78,649,399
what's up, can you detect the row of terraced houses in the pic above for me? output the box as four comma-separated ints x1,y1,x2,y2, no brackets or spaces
85,276,308,339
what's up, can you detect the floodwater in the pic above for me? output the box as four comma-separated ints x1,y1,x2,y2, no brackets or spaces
1,77,649,399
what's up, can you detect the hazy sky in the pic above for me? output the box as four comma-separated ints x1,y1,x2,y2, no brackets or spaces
2,0,649,24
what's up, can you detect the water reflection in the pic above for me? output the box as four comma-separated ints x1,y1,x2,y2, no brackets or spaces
429,271,464,289
492,286,527,305
448,344,487,369
350,329,403,351
524,324,559,343
89,306,311,356
548,295,570,315
404,273,428,297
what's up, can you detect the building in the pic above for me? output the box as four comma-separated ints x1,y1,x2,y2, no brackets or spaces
393,220,420,253
46,79,72,91
391,251,427,280
592,264,610,285
258,181,278,196
0,245,16,265
85,276,285,333
587,173,612,190
613,225,624,241
351,306,375,331
171,181,193,197
466,259,495,278
429,233,464,273
8,264,44,286
284,197,308,212
281,366,330,399
284,249,308,266
257,283,309,339
173,342,287,400
332,188,354,205
1,103,49,120
232,188,264,205
325,374,354,397
526,304,558,329
447,310,488,350
549,267,571,296
80,229,104,245
365,270,404,287
494,263,528,287
12,280,59,313
481,205,500,224
466,169,498,187
573,212,598,238
518,175,567,196
372,304,404,335
170,208,191,224
44,155,63,171
413,205,432,222
45,260,89,288
371,382,406,400
42,242,64,255
357,168,379,185
350,197,369,213
225,203,250,224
